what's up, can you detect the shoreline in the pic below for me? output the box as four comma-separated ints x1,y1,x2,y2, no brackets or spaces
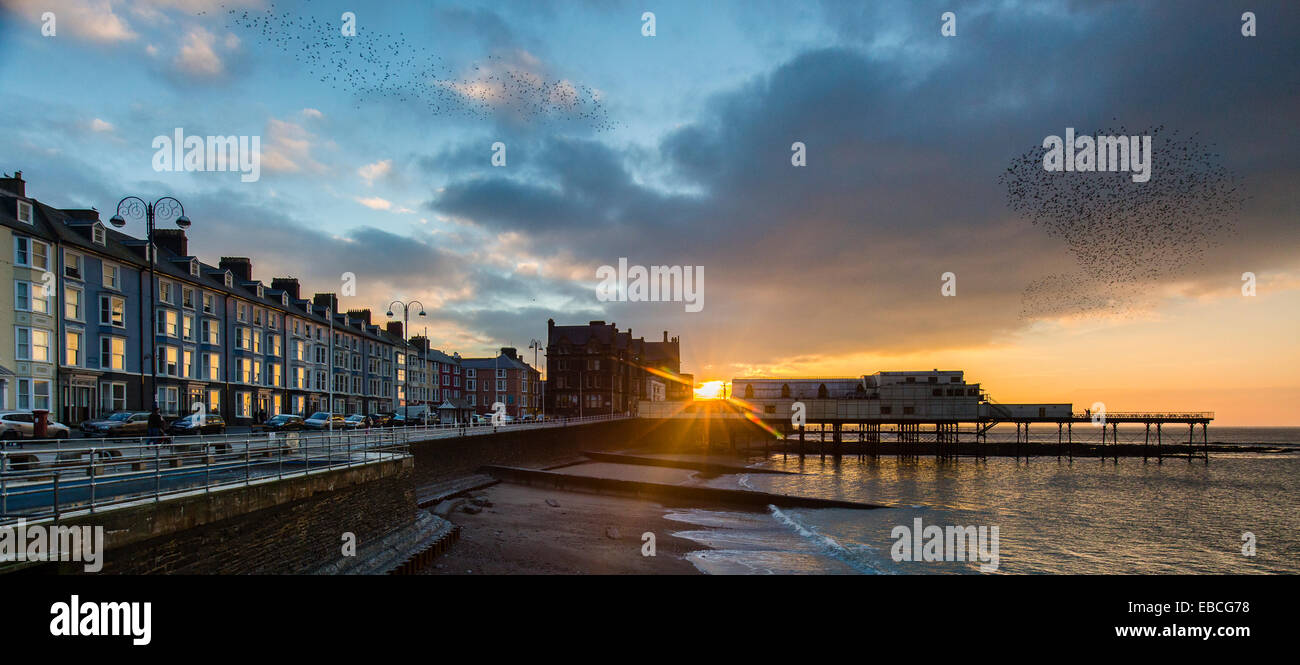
423,483,708,574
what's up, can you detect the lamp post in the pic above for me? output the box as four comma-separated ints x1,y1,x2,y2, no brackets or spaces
326,305,334,431
528,339,543,421
110,196,190,414
386,300,425,413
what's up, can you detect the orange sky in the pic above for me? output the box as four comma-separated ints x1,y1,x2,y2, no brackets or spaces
701,282,1300,426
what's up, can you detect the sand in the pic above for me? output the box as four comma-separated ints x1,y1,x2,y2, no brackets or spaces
424,483,704,575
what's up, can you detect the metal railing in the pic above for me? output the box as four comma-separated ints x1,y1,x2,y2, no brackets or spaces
1069,411,1215,420
0,413,630,524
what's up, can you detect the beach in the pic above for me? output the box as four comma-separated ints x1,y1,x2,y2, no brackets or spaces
424,483,703,575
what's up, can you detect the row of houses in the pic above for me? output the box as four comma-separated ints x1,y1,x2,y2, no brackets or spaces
0,172,541,426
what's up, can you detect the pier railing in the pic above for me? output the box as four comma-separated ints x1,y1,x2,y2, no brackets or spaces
0,413,630,524
1070,411,1215,420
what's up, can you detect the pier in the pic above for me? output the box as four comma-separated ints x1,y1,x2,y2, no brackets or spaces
638,370,1216,463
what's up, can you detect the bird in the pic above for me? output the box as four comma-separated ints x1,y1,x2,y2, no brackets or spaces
998,123,1245,320
217,1,615,131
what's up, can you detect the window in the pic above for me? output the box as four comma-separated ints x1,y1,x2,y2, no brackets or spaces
182,349,194,379
102,263,121,289
236,303,248,322
14,236,49,270
64,286,83,321
15,281,52,314
157,386,179,415
100,337,126,370
182,314,195,341
903,406,916,415
466,369,476,378
92,224,106,246
204,353,220,381
237,327,252,351
157,345,179,376
237,392,252,418
182,287,195,309
293,366,305,389
17,200,34,224
100,382,126,412
158,280,173,304
189,259,200,277
17,379,51,411
881,406,892,415
16,328,50,362
467,379,476,391
253,308,263,326
63,250,83,280
224,272,233,288
270,363,282,387
239,358,253,383
202,319,220,345
100,294,126,327
157,309,179,337
207,389,221,414
65,330,82,366
202,293,215,314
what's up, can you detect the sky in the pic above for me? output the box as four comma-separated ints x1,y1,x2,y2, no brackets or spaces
0,0,1297,425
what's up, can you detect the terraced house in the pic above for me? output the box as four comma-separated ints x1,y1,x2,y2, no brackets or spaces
0,173,458,427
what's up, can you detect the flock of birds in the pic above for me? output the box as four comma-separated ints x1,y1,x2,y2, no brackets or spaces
205,2,613,130
999,124,1245,320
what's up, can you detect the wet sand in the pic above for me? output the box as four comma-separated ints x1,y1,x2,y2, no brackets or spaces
424,483,704,575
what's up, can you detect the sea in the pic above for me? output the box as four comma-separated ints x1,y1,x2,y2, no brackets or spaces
663,426,1300,574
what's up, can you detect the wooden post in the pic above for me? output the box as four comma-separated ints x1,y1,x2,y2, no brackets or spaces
1057,422,1062,460
1156,422,1162,463
1067,422,1073,461
1188,423,1194,462
1144,422,1150,462
1112,421,1119,463
798,424,805,459
1202,423,1209,464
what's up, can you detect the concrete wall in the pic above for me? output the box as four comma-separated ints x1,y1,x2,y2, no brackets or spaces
22,456,416,575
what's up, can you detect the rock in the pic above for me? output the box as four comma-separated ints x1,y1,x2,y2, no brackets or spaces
605,527,620,540
462,504,482,514
470,497,493,507
545,498,560,507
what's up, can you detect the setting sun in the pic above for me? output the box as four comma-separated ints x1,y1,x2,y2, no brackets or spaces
694,380,727,400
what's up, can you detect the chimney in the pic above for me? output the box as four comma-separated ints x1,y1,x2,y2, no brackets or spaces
346,308,371,326
271,278,301,300
0,171,25,197
154,228,188,257
219,257,253,282
386,321,404,339
313,293,339,312
62,209,100,222
663,330,668,342
589,320,605,327
501,347,517,360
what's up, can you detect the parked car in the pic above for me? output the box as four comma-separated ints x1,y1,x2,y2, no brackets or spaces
167,414,227,435
81,411,154,437
260,414,306,432
303,412,346,430
367,413,394,428
344,414,370,429
0,411,71,440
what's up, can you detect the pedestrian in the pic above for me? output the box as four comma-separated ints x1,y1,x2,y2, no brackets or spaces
147,406,166,445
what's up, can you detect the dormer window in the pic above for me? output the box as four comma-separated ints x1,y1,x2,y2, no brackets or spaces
16,200,33,224
223,272,233,288
281,293,289,306
189,259,199,277
92,223,106,245
256,285,264,298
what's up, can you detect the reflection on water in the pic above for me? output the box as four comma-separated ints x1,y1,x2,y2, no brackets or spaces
669,453,1300,574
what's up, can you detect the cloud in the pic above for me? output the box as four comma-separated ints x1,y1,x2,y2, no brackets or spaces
88,117,114,133
358,159,392,185
172,26,223,77
261,116,327,174
4,0,139,43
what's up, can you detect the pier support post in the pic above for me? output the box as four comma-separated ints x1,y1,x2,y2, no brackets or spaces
1112,421,1119,463
799,424,805,459
1057,423,1062,460
1067,422,1073,462
1144,422,1150,462
1156,423,1162,463
1188,423,1194,462
1202,423,1209,464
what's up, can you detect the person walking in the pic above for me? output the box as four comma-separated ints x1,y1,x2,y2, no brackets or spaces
147,406,167,445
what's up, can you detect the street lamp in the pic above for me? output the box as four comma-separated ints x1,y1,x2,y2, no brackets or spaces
387,300,425,412
110,196,190,413
528,338,544,421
